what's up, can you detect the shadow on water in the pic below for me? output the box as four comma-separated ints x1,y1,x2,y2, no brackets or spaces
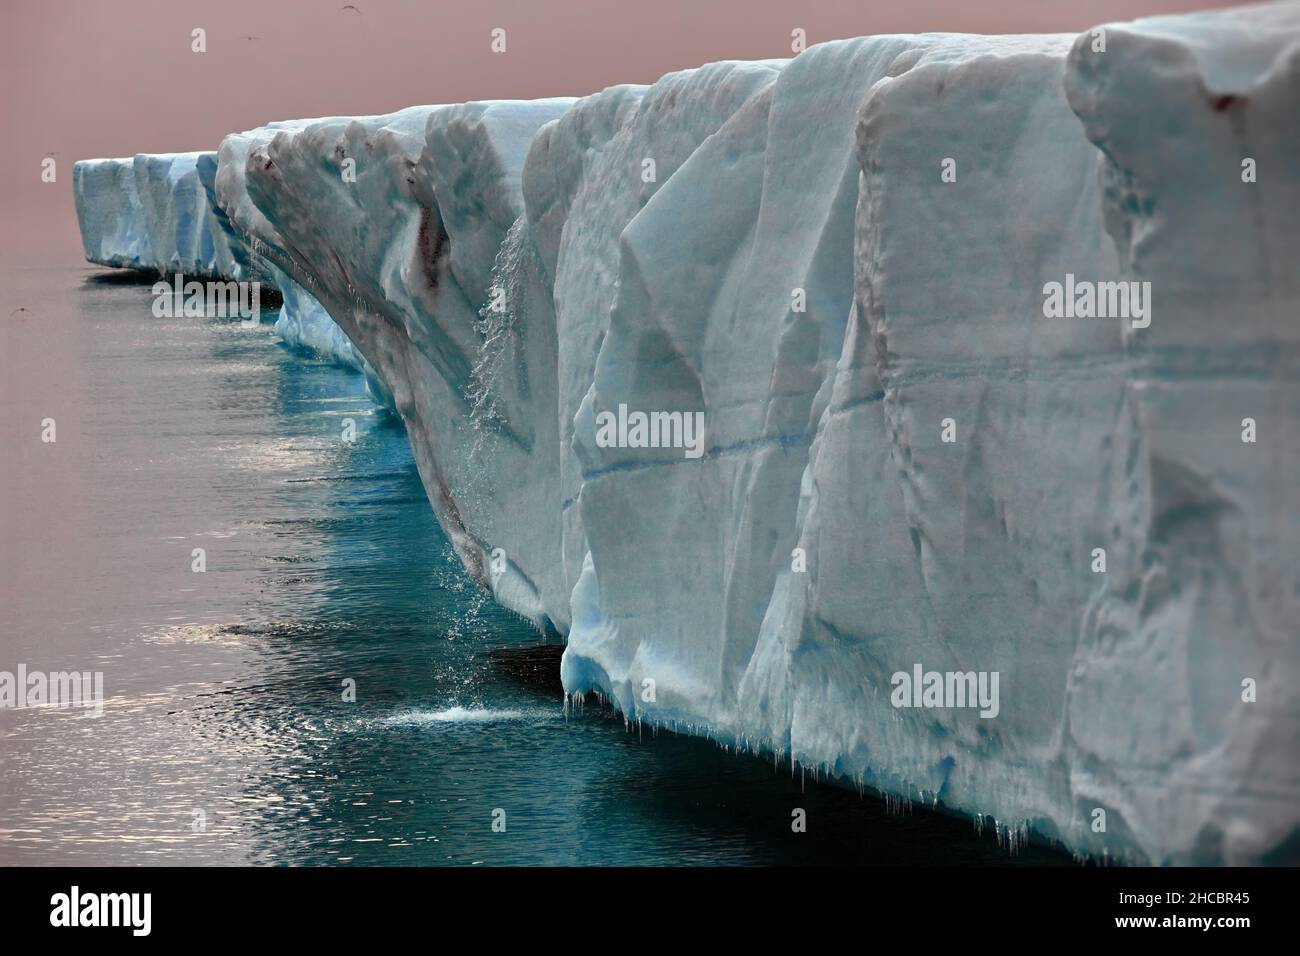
488,647,1071,865
488,645,566,693
82,267,286,306
82,268,160,286
557,696,1073,866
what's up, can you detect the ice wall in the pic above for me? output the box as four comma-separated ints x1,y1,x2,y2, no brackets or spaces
555,32,1133,859
75,152,255,281
218,100,576,630
547,11,1296,864
72,149,372,379
74,158,153,270
73,2,1299,864
1060,2,1300,864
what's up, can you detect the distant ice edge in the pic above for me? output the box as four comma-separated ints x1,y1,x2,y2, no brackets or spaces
71,3,1300,865
72,149,387,399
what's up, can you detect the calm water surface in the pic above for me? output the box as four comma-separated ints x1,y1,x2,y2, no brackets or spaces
0,257,1071,865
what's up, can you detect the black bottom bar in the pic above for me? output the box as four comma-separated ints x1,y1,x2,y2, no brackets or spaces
0,865,1289,941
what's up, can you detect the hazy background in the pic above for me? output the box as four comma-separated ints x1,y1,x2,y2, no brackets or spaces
0,0,1247,261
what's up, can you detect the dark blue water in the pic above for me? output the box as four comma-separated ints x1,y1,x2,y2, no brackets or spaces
0,259,1071,865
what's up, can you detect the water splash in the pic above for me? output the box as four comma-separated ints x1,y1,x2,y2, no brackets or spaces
452,214,538,586
377,706,555,727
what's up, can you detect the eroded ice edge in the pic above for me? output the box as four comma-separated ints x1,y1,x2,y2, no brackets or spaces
72,3,1300,864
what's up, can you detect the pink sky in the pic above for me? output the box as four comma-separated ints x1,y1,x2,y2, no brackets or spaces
1,0,1245,260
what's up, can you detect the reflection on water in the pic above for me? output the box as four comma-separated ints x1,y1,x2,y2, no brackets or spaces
0,260,1071,866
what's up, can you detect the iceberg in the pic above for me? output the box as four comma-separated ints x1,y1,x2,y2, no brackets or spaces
76,151,260,282
72,2,1299,864
73,158,153,271
72,148,376,382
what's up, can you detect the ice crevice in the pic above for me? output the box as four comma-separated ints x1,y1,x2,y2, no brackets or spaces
71,2,1299,864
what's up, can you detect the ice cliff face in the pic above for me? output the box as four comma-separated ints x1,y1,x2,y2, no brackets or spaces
1058,2,1300,864
73,3,1299,864
72,148,373,380
558,29,1135,856
215,100,577,627
75,152,260,282
74,159,152,271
